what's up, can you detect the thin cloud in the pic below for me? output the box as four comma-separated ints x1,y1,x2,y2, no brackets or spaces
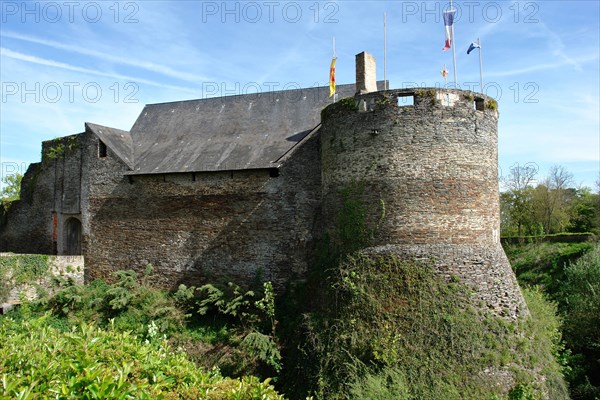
0,48,198,93
486,54,598,78
1,31,210,83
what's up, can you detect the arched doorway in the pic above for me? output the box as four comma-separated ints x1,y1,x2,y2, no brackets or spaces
64,217,82,255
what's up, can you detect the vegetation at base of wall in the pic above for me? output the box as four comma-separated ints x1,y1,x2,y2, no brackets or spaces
505,240,600,399
287,253,568,400
0,254,49,303
0,313,284,399
559,243,600,399
5,265,282,384
274,179,568,400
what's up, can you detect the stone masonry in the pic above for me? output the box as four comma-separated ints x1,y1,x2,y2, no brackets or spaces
0,52,526,319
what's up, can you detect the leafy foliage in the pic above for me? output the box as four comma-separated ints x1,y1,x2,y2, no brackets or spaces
0,314,284,399
47,267,186,336
297,253,568,400
504,241,593,297
45,135,79,160
0,254,49,303
506,239,600,399
561,242,600,399
0,173,22,203
501,164,599,236
192,281,282,374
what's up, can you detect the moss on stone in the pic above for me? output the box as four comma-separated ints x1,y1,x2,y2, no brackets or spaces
321,97,358,121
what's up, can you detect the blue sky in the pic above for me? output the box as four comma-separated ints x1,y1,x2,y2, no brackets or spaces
1,0,599,189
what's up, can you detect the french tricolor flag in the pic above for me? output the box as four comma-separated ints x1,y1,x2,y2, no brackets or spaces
442,9,456,51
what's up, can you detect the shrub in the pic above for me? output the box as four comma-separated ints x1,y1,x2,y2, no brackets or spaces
47,268,186,336
0,314,284,399
296,253,568,400
561,242,600,399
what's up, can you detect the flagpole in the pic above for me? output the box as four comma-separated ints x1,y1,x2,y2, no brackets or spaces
450,0,457,85
477,37,483,92
384,12,387,91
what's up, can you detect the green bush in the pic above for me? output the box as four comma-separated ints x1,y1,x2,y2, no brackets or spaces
0,314,284,399
348,367,410,400
295,253,568,400
561,242,600,399
47,268,186,336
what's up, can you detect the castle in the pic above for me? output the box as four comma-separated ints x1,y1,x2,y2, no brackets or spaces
0,52,526,318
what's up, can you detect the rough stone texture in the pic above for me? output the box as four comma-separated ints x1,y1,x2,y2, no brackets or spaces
0,85,525,319
365,244,526,319
79,125,322,290
0,254,84,305
0,136,83,254
320,88,526,318
355,52,377,94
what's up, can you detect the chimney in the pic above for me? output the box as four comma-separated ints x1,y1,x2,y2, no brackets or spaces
355,51,377,94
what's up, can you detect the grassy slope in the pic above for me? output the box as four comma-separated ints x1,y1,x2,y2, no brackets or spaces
289,253,568,400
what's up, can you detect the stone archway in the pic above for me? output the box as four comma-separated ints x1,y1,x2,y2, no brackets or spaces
64,217,82,255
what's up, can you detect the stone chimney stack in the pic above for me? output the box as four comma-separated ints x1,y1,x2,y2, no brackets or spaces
355,51,377,94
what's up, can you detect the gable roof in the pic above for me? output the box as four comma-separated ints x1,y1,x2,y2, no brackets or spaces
85,122,134,169
126,82,385,175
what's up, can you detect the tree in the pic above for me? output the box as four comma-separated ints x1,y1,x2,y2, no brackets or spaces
533,166,574,234
568,188,599,234
0,173,23,203
501,163,538,236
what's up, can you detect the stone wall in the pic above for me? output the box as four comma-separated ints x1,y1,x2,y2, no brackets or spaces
80,127,322,290
320,88,526,318
0,254,84,309
0,136,83,255
321,89,500,246
1,86,526,314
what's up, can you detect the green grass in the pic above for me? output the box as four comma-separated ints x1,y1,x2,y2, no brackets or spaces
291,253,568,400
503,241,593,297
504,238,600,399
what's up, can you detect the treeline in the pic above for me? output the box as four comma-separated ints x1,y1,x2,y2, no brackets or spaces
501,164,600,237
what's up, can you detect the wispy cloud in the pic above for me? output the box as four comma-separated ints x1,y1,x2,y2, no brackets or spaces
1,31,209,83
486,54,598,78
0,48,198,93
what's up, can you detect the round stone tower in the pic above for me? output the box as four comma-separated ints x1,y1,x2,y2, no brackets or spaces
320,88,526,318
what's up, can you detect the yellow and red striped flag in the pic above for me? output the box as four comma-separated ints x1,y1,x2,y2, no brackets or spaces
329,57,337,97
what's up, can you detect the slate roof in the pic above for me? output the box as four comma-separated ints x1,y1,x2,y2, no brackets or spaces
87,82,386,175
85,122,134,169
